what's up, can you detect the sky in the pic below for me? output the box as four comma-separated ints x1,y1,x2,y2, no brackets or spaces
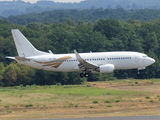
0,0,85,3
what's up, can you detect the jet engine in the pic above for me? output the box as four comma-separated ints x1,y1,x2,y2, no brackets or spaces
96,64,114,73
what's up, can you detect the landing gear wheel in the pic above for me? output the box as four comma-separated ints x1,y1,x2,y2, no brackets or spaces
80,73,89,78
85,73,89,78
80,73,85,78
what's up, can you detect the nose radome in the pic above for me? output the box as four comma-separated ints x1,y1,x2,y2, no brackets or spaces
148,57,155,65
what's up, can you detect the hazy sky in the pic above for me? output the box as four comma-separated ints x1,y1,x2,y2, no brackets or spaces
0,0,85,3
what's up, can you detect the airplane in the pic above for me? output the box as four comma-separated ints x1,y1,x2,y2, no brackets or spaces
6,29,155,78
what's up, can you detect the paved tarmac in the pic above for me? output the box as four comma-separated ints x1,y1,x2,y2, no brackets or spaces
36,115,160,120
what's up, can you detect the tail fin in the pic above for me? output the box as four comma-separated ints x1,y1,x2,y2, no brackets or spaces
11,29,49,57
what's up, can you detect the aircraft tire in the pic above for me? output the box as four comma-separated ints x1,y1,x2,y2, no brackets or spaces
85,73,89,77
80,73,85,78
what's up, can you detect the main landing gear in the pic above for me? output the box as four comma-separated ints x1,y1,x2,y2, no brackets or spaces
80,73,89,78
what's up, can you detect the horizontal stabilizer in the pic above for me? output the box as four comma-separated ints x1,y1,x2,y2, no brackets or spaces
6,56,15,60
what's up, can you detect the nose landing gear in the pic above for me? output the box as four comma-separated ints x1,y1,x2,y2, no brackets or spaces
137,67,145,74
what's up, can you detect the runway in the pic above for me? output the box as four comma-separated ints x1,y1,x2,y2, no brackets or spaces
37,115,160,120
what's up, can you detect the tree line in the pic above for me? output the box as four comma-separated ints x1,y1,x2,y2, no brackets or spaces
1,0,160,17
0,18,159,86
5,8,160,25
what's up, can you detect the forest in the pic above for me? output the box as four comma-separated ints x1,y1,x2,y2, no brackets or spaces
5,8,160,25
0,15,160,86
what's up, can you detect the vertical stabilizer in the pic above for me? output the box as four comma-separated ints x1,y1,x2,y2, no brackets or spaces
11,29,48,57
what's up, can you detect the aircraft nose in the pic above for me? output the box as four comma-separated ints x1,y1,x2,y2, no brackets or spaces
145,57,155,66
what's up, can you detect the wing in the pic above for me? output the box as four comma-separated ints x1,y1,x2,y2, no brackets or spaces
74,50,98,70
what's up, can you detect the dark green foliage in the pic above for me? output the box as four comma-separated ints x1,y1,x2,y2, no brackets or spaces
104,100,112,103
92,100,99,104
6,9,160,25
146,96,151,99
94,19,122,39
25,104,33,107
115,99,121,102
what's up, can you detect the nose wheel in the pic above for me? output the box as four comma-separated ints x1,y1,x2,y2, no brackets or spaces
80,73,89,78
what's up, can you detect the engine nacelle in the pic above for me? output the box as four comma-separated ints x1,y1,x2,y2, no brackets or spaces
97,64,114,73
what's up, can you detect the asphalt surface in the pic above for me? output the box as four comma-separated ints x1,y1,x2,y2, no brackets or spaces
35,115,160,120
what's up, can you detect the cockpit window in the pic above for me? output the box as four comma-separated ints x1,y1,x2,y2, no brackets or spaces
143,56,147,58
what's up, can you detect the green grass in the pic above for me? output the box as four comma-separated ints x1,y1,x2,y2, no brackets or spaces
150,100,154,102
0,88,15,92
0,85,146,97
7,110,13,113
107,104,113,107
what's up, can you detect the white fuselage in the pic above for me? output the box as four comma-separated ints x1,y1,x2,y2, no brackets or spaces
16,51,155,72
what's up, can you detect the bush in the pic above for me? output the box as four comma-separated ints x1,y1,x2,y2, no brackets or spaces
86,84,91,87
75,105,78,107
92,100,99,104
14,86,22,89
146,96,150,99
135,82,139,84
90,106,95,108
69,103,74,106
44,85,50,89
31,84,37,88
115,99,121,102
150,100,154,102
5,105,10,108
19,95,23,97
56,83,61,86
104,100,112,103
25,85,30,89
25,104,33,107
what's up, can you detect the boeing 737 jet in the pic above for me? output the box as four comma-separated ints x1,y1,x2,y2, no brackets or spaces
6,29,155,77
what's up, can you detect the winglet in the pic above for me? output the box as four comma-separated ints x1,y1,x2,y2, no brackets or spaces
74,50,98,70
74,50,85,63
